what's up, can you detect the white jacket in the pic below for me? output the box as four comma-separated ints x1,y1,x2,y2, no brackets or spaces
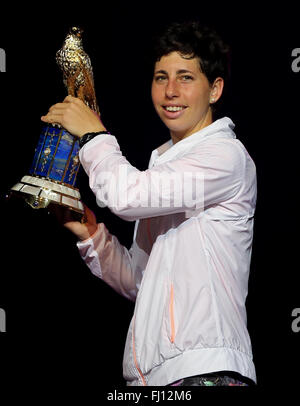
77,117,257,385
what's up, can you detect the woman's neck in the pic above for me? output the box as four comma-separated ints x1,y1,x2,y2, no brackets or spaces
170,109,213,145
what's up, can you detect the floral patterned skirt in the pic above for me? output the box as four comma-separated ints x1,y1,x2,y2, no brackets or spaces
169,371,254,386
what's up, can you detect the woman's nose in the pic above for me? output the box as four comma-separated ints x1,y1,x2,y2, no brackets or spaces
165,79,179,99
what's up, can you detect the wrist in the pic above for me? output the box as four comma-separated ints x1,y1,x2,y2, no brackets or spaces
79,130,111,149
78,223,99,241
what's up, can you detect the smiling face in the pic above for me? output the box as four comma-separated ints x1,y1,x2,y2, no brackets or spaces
151,51,223,143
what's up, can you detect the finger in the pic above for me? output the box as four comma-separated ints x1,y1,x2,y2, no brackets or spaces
87,209,97,225
81,203,90,224
64,95,81,104
49,103,67,111
82,203,95,223
64,95,76,102
41,113,63,124
40,104,66,122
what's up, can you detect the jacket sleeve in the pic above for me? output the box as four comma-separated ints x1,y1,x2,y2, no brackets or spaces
77,222,140,301
79,134,245,221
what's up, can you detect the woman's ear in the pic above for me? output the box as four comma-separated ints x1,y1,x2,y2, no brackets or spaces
209,77,224,104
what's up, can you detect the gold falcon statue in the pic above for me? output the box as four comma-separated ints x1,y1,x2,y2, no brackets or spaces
56,26,99,115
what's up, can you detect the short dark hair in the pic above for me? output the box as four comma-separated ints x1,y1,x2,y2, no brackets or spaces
152,20,231,85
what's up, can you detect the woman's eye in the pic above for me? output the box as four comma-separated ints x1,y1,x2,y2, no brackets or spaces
180,75,193,81
154,75,167,82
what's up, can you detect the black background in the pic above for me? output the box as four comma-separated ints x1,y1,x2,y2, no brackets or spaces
0,2,299,401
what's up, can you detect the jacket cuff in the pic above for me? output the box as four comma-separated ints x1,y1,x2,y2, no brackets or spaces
77,223,101,247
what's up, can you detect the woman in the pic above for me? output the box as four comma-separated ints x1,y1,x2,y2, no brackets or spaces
42,21,257,386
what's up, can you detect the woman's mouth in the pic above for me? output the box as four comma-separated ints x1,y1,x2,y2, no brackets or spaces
162,105,187,118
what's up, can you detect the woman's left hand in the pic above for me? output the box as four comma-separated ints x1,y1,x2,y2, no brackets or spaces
41,95,106,137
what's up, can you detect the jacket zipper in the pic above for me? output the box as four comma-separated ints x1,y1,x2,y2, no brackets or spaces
169,283,175,343
130,218,152,386
132,315,147,385
132,220,174,383
147,218,175,344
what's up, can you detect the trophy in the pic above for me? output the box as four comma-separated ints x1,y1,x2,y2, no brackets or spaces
9,27,99,217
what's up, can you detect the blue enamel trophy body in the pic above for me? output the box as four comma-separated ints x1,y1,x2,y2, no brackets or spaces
9,27,99,216
12,124,83,212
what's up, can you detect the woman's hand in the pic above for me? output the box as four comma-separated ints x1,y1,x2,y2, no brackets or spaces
41,95,106,137
49,203,98,241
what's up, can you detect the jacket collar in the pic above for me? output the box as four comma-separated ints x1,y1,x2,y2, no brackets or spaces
149,117,236,167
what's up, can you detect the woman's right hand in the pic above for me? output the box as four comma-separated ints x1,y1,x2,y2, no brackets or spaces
49,203,98,241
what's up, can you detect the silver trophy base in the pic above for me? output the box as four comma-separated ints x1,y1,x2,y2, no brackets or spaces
10,175,84,214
